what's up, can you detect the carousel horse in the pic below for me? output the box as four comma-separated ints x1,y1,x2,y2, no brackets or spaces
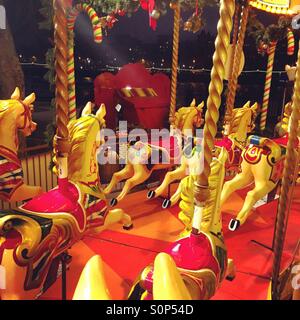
0,87,43,202
127,147,236,300
71,148,235,300
104,99,204,206
222,101,299,231
0,103,132,300
215,101,258,173
274,102,293,138
148,101,258,210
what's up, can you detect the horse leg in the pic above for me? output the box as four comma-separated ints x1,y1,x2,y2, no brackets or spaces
226,258,236,281
162,181,182,209
104,208,133,230
103,164,134,195
113,165,150,204
10,184,43,202
231,181,276,230
148,164,186,200
220,171,253,207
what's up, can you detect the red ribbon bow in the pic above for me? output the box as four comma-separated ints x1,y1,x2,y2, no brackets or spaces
140,0,157,31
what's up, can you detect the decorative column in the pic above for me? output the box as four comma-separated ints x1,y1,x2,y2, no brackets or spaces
271,40,300,300
169,2,181,129
193,0,235,233
224,1,249,134
53,0,70,190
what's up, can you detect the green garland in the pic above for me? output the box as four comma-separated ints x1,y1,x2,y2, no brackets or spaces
85,0,218,16
247,13,292,53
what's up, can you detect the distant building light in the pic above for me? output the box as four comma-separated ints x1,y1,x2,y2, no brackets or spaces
193,59,196,63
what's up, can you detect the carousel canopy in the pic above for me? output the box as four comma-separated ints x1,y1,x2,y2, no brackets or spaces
250,0,300,14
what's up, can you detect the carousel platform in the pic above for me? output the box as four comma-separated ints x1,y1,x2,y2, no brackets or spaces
40,185,300,300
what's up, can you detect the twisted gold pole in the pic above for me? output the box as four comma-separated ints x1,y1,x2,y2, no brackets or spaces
169,3,181,127
53,0,70,179
271,40,300,300
225,3,240,106
194,0,235,209
225,2,249,126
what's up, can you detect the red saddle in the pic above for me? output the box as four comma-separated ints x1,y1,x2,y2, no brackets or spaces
21,181,86,230
164,233,220,276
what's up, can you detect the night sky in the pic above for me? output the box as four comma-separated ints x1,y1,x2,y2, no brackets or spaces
4,1,276,63
4,1,219,59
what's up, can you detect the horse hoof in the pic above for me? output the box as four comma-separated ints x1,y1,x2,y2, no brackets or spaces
228,219,240,231
162,199,171,209
147,190,155,199
123,223,133,230
110,198,118,207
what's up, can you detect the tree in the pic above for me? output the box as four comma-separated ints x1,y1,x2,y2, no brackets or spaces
0,0,24,99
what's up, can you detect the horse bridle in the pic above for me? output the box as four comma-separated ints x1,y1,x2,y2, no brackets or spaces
18,100,33,130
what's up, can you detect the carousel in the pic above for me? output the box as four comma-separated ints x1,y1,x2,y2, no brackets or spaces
0,0,299,301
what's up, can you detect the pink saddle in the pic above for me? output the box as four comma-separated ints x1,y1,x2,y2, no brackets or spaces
164,233,220,276
22,181,86,230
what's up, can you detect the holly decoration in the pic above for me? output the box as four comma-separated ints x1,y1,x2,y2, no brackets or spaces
247,13,292,56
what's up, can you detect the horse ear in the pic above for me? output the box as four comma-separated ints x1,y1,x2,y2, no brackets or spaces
73,255,111,300
11,87,21,100
197,101,204,111
81,101,93,116
243,101,251,109
23,93,36,106
251,102,258,112
96,104,106,120
190,98,196,107
153,253,192,300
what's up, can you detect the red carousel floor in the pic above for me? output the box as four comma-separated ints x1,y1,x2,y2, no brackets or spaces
40,185,300,300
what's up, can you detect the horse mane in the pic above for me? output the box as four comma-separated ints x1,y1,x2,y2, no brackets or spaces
201,150,227,232
53,115,99,181
174,107,191,129
68,116,99,181
178,149,227,233
229,106,252,133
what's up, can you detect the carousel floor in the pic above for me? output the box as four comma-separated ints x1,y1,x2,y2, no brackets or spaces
40,185,300,300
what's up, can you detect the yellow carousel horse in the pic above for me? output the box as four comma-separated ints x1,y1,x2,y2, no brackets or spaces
104,99,204,206
149,101,258,210
71,148,236,300
221,101,299,231
0,103,132,300
0,87,43,202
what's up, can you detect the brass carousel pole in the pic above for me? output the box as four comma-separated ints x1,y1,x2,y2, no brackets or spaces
53,0,70,190
193,0,235,232
169,2,181,129
271,40,300,300
225,2,240,106
224,0,250,134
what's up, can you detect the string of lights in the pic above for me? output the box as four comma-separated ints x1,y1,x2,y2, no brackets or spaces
20,62,291,75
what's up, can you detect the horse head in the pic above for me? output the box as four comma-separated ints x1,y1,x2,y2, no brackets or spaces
174,99,204,135
227,101,258,142
10,87,37,137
